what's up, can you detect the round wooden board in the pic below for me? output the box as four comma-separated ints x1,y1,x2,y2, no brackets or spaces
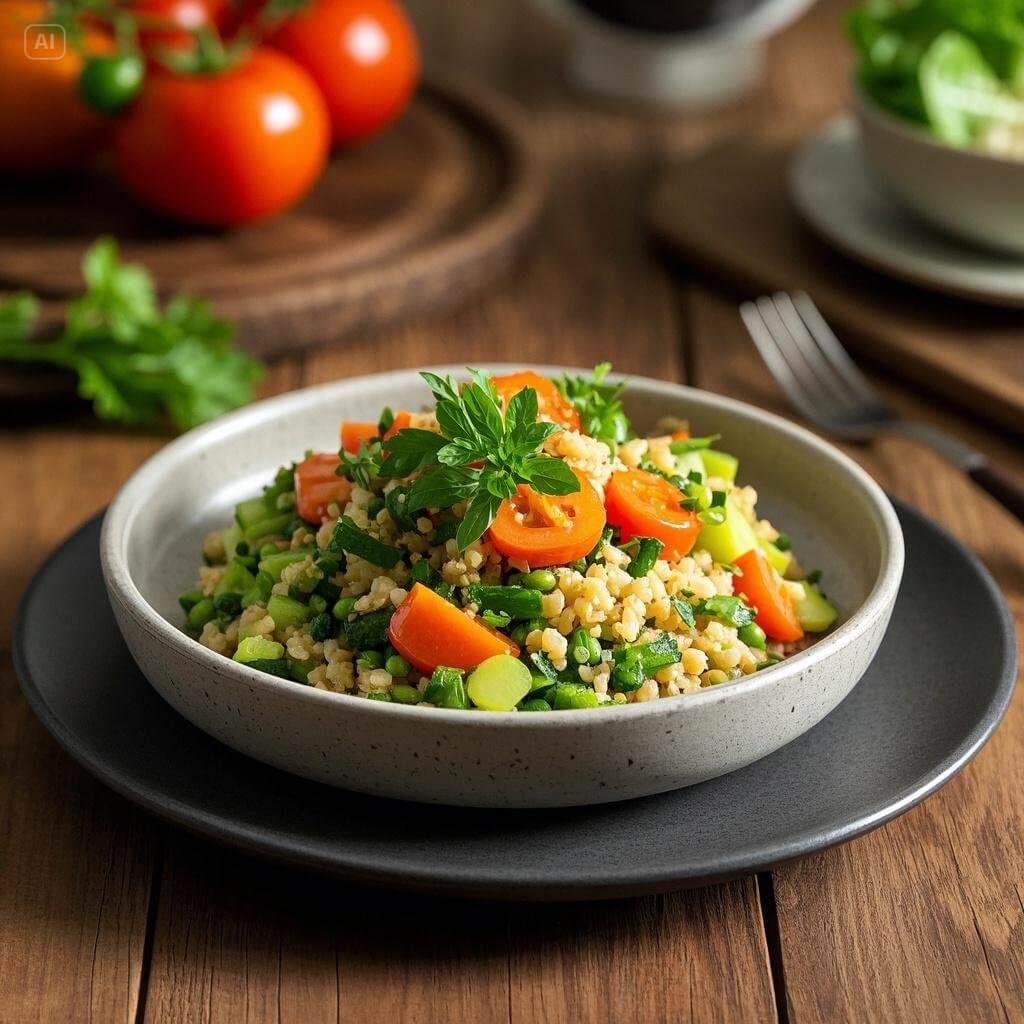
0,75,544,358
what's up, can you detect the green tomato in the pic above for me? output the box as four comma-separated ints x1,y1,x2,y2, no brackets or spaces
79,54,145,114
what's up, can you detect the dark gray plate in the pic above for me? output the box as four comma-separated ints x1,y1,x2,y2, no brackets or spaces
14,502,1017,900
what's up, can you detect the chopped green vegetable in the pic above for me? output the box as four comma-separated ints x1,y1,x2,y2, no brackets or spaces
518,698,552,712
267,594,310,632
465,583,543,620
187,597,216,630
670,434,720,454
332,596,357,620
178,590,204,614
738,622,767,650
214,558,258,598
611,633,680,691
696,494,759,564
243,512,293,545
627,536,663,578
326,516,403,570
671,596,696,630
357,650,384,670
258,547,314,581
424,667,471,710
570,627,602,666
550,682,602,709
234,636,285,663
408,558,438,587
700,449,738,482
467,654,532,711
385,654,411,677
528,650,560,682
309,612,333,642
795,581,839,632
343,609,393,650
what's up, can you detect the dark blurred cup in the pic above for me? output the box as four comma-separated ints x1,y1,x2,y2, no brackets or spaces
533,0,816,107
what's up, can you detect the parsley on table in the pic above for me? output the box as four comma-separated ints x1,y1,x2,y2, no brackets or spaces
380,369,580,550
556,362,632,446
0,237,262,431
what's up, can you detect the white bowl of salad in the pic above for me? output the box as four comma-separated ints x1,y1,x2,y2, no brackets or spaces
851,0,1024,254
101,365,903,807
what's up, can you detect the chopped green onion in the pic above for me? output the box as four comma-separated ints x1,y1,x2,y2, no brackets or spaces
627,536,663,578
465,584,543,620
669,434,720,454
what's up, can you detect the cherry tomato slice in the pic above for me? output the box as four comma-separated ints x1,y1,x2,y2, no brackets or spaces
295,452,352,523
388,583,519,673
488,468,606,568
604,468,700,561
492,371,580,432
734,549,804,644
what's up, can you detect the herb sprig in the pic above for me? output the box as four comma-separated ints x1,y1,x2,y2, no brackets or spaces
556,362,632,447
0,238,262,431
380,369,580,550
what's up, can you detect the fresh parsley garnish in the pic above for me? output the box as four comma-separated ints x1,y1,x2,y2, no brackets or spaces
556,362,632,447
696,595,756,628
337,439,382,491
0,237,262,431
380,369,580,550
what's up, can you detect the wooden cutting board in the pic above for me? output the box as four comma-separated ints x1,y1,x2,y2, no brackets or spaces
647,132,1024,438
0,74,544,359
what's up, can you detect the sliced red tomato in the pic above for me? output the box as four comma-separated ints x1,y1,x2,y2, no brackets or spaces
492,371,580,432
388,583,519,673
734,549,804,643
605,468,701,561
488,468,605,568
295,452,353,523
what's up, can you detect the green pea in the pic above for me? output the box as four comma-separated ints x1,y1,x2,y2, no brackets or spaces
391,684,422,705
521,569,557,592
332,596,357,620
357,650,384,670
738,622,767,650
385,654,411,677
705,669,729,686
308,594,328,615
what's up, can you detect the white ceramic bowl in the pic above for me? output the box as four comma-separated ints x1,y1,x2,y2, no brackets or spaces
856,89,1024,255
101,366,904,808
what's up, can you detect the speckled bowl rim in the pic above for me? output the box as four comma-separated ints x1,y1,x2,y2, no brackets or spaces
100,365,905,728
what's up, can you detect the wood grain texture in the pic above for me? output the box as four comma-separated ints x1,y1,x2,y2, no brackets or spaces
682,284,1024,1024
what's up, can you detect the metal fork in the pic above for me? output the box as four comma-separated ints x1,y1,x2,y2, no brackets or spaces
739,292,1024,523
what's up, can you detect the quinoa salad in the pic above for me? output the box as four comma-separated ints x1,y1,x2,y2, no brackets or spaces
180,366,838,712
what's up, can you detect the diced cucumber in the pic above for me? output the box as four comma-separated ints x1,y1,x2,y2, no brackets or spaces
673,450,704,479
759,538,793,577
288,657,316,684
220,523,243,560
466,655,531,711
259,547,314,581
696,494,759,565
700,449,738,482
267,594,310,631
234,636,285,663
795,582,838,632
235,496,271,530
214,558,258,597
243,512,294,544
187,598,216,630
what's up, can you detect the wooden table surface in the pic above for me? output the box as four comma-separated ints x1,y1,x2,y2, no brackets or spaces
3,1,1023,1021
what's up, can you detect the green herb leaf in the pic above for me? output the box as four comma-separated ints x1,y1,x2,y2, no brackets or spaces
670,434,720,454
406,465,478,512
456,489,503,550
519,455,579,495
556,362,632,446
671,596,696,629
696,595,755,628
0,237,262,431
378,428,446,477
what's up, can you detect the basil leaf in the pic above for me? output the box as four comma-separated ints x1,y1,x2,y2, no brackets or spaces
456,490,503,549
379,428,445,477
519,455,580,495
406,466,478,512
